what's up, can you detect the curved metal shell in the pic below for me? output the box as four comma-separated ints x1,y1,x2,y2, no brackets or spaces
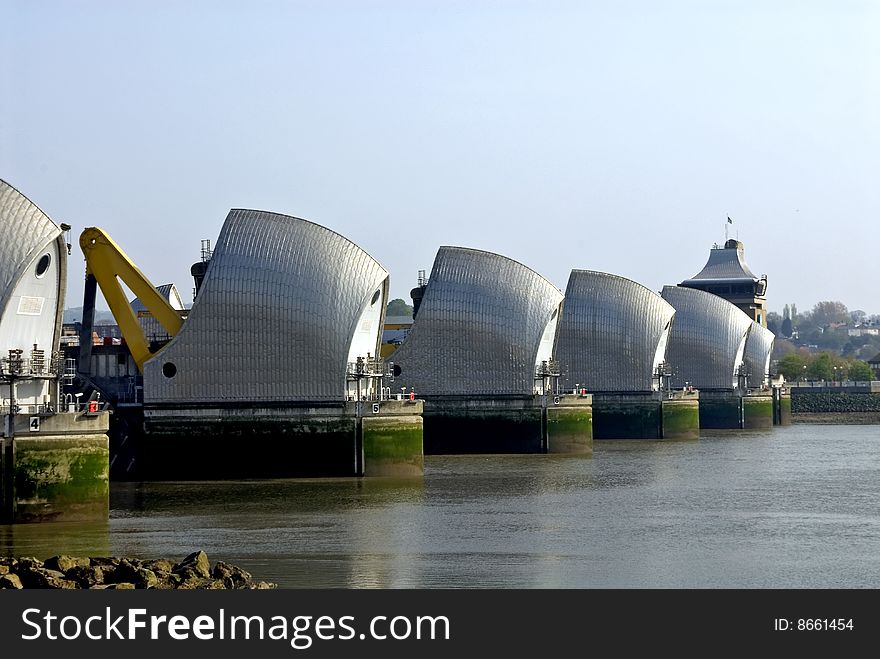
143,209,389,404
0,178,67,356
661,285,752,390
555,270,675,392
743,321,774,387
390,247,564,396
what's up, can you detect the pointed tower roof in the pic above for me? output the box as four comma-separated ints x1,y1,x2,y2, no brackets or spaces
681,239,759,285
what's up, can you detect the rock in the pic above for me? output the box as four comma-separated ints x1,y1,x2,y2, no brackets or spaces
17,567,79,589
15,557,43,571
152,578,177,590
134,568,159,589
44,555,90,573
173,551,211,579
0,574,23,589
212,561,252,585
108,560,159,589
66,565,106,588
2,553,265,589
142,559,174,575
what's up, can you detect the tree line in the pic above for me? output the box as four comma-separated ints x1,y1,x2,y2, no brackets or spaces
776,351,874,382
767,300,880,368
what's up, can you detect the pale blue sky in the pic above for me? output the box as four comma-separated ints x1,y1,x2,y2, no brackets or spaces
2,0,878,313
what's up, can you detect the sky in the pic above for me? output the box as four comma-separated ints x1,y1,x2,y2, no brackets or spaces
2,0,878,314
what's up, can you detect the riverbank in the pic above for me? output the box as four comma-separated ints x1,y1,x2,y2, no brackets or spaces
792,412,880,425
0,551,276,589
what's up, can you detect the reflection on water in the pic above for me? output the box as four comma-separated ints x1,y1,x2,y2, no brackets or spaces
2,425,879,588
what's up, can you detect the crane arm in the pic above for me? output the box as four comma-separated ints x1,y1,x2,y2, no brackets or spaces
79,227,184,372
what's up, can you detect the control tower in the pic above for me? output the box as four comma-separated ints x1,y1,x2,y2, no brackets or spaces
680,239,768,327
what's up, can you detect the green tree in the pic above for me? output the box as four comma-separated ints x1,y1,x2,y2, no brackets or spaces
815,329,847,351
386,298,413,317
810,301,849,327
780,316,792,338
807,352,835,381
776,352,809,380
848,360,874,381
771,339,798,360
766,311,782,336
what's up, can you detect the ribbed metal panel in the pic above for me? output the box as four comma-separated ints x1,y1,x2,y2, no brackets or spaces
390,247,564,396
143,209,389,404
681,243,758,283
743,322,774,387
661,285,753,390
555,270,675,392
0,179,63,318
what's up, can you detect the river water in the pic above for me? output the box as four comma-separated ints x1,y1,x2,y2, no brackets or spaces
2,424,878,588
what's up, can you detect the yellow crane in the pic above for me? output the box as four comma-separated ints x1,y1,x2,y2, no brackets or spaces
79,228,185,372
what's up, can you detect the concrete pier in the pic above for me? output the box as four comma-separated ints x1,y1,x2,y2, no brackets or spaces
773,390,791,426
1,411,109,523
140,400,423,479
591,391,699,440
743,392,774,429
696,390,774,429
422,395,592,455
661,393,701,439
696,391,742,429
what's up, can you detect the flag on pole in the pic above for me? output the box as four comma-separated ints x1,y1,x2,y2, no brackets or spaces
727,216,733,224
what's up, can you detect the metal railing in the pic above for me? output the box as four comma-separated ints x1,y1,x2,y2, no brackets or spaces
0,403,57,415
1,348,63,378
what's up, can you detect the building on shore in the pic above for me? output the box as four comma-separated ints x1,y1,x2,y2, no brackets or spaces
555,270,698,440
0,178,109,523
871,353,880,380
389,246,592,454
131,283,186,344
680,239,768,327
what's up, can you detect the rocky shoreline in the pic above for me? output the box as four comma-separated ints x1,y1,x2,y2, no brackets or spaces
0,551,276,589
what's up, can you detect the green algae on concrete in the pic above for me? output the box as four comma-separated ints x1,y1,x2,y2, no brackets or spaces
661,398,700,440
12,435,109,523
546,404,592,455
743,395,773,429
362,415,424,477
141,401,425,479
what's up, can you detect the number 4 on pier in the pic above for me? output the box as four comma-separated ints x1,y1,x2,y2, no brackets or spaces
29,416,40,432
